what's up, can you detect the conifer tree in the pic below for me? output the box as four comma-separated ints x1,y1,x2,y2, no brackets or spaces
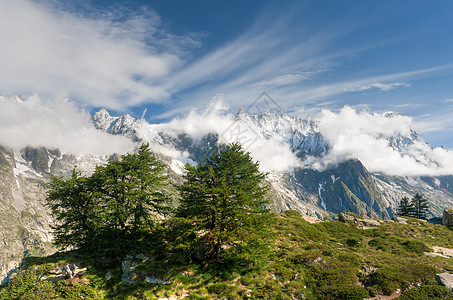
47,144,169,259
397,196,413,217
176,143,269,263
411,193,429,220
47,168,101,251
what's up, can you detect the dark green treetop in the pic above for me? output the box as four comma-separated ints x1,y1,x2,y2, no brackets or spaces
176,143,269,263
47,143,169,259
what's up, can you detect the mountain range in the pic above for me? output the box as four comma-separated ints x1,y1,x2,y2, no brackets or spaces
1,95,453,283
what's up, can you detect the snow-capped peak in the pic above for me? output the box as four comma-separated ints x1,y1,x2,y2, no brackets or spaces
0,94,25,104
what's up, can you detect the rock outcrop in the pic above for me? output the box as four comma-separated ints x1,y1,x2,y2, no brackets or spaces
436,273,453,292
443,207,453,226
337,212,381,229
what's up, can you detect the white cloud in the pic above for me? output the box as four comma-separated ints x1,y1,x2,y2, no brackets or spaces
0,0,197,110
255,73,310,87
312,107,453,176
150,98,302,172
342,82,410,92
0,95,135,155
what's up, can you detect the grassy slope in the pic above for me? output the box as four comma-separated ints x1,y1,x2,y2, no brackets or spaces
1,211,453,299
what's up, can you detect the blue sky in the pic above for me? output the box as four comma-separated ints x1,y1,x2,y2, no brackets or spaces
1,0,453,147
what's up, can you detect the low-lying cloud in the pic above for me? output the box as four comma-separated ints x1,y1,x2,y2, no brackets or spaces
0,95,135,155
149,99,302,172
313,107,453,176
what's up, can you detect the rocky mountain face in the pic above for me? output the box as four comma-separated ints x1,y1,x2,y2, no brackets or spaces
91,108,453,220
0,145,110,283
2,104,453,283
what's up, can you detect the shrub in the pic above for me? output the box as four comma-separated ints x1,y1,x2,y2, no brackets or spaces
345,238,361,247
368,237,391,251
364,268,399,296
207,282,238,295
319,284,369,300
254,281,292,299
399,285,453,299
401,240,430,254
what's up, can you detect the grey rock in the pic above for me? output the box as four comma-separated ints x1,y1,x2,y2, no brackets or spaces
307,257,324,265
436,273,453,292
121,258,140,285
338,213,355,222
394,217,408,224
359,218,381,227
145,276,170,285
443,207,453,226
104,271,113,281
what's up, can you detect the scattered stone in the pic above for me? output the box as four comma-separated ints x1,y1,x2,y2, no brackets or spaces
307,257,324,265
358,218,381,227
360,266,377,276
104,271,113,281
338,212,381,228
425,246,453,258
121,258,140,285
393,217,408,224
436,273,453,292
443,207,453,226
48,266,64,275
44,263,86,281
338,212,355,222
145,276,170,285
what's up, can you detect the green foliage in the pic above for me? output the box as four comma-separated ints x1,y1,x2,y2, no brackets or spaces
364,263,438,296
412,193,429,220
0,263,97,300
320,284,369,300
47,143,170,260
4,187,452,300
401,239,430,254
207,282,238,295
398,196,413,217
176,143,270,263
399,285,453,299
398,193,429,220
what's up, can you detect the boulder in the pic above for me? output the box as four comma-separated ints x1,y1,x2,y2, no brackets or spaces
358,217,381,227
436,273,453,292
338,212,355,222
443,207,453,226
393,217,408,224
104,271,113,281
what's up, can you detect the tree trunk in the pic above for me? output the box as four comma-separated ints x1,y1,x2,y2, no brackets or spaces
215,241,221,263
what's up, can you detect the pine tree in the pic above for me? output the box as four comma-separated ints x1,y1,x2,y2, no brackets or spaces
176,143,269,263
411,193,429,220
47,144,169,259
47,168,101,251
397,196,413,217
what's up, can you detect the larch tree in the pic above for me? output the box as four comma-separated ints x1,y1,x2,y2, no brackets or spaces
176,143,269,263
47,143,169,259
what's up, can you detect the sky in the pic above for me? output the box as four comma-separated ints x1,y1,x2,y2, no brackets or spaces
1,0,453,151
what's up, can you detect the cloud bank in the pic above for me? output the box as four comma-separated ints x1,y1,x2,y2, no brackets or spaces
143,102,453,176
0,95,135,155
313,107,453,176
150,99,302,172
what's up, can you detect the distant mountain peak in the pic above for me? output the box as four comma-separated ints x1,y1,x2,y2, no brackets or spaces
1,94,25,104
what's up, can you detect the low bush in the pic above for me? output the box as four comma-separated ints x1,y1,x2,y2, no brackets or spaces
401,240,431,254
399,285,453,299
317,284,369,300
